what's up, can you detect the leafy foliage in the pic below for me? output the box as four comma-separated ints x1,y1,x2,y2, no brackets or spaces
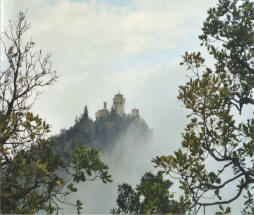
153,0,254,214
71,145,112,184
111,183,141,214
2,141,64,213
111,172,185,215
0,12,111,214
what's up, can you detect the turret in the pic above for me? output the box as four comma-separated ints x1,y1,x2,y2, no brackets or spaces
95,101,109,119
113,93,125,117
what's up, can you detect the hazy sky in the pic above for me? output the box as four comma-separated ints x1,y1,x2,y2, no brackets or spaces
2,0,216,134
2,0,246,214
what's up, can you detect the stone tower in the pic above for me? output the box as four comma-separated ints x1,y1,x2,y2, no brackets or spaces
95,101,109,119
113,93,125,117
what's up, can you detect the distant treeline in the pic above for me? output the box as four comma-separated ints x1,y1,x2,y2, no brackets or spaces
53,106,151,162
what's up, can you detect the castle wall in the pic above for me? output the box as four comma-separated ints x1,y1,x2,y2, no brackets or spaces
96,94,139,119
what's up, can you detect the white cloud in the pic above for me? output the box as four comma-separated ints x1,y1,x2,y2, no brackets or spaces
3,0,215,77
2,0,214,131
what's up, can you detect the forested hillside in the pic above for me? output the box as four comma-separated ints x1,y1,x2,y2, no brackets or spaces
54,106,151,162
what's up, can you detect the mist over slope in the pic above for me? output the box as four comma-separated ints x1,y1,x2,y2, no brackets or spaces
53,95,154,213
54,105,151,161
60,119,154,213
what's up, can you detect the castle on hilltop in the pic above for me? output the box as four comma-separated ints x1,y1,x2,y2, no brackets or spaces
95,93,139,119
